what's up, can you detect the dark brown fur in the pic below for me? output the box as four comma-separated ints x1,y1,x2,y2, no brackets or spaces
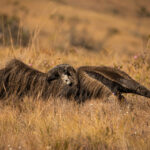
0,59,78,100
76,66,150,103
0,59,150,105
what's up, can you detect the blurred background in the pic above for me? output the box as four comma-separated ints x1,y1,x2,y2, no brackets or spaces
0,0,150,57
0,1,150,149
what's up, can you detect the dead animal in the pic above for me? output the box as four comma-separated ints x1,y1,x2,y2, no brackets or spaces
0,59,78,100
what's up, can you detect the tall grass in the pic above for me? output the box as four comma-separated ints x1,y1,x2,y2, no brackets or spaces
0,95,150,150
0,0,150,149
0,46,150,150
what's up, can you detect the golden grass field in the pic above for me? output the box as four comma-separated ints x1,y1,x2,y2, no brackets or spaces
0,0,150,149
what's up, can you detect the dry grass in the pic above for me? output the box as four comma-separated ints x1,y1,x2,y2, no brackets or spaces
0,94,150,150
0,0,150,149
0,46,150,150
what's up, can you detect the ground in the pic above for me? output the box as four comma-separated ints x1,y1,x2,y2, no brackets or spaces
0,0,150,149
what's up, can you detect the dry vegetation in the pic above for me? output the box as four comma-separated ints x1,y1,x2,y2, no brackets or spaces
0,0,150,149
